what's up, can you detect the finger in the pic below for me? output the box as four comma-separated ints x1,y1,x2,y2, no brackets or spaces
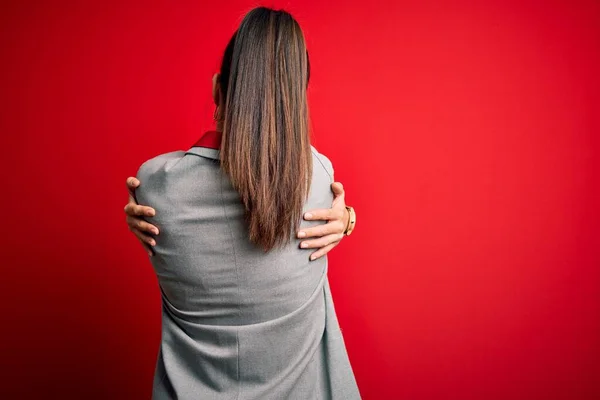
124,203,156,217
134,218,159,235
309,242,338,261
132,228,157,247
303,208,336,221
126,177,140,191
126,215,160,235
133,232,155,257
300,233,343,249
331,181,345,197
126,177,140,204
297,220,345,238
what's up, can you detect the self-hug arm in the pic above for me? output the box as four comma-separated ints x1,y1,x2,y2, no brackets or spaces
124,177,355,260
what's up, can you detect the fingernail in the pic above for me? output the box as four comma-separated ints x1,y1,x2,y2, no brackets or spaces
149,239,156,246
152,228,159,235
310,255,317,261
148,251,153,257
298,231,306,238
305,213,313,220
147,210,155,217
301,242,308,248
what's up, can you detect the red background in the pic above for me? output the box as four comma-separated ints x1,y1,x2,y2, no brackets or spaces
1,0,599,399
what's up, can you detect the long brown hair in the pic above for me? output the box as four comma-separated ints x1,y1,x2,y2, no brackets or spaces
217,7,312,251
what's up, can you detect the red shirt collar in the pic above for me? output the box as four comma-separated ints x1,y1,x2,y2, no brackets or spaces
193,130,222,150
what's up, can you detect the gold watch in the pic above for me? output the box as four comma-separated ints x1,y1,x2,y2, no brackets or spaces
343,206,356,236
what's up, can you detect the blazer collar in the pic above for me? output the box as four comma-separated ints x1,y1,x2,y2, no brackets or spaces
185,130,222,160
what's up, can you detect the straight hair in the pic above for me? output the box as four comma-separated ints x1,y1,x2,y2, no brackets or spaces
218,7,312,251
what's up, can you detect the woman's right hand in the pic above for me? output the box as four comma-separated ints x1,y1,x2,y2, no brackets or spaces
124,177,159,256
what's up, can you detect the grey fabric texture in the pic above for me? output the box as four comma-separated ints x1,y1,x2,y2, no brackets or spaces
136,144,361,400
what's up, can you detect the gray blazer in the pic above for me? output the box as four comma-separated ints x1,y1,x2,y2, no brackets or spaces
136,143,361,400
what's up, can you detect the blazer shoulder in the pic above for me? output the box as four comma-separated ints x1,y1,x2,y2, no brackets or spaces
311,145,334,181
136,151,186,182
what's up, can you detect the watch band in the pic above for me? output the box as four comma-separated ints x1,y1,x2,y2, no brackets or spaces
344,206,356,236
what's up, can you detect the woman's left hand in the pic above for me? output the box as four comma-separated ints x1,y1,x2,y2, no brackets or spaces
297,182,350,261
